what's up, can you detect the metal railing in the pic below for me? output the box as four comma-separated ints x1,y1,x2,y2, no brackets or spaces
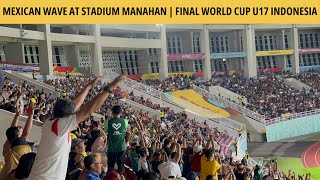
266,108,320,126
193,85,266,124
210,117,246,132
104,70,163,99
238,133,257,167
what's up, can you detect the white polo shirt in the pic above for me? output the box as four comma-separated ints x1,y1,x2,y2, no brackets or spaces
28,114,77,180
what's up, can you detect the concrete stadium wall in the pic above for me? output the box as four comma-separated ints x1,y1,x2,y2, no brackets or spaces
266,114,320,142
209,86,247,104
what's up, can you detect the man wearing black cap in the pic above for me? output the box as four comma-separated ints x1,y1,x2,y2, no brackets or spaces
66,138,87,179
104,105,129,174
28,74,126,180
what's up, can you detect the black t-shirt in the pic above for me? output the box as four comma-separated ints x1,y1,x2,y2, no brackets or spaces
164,146,172,157
234,171,248,180
182,154,192,176
69,168,82,180
151,160,163,174
67,152,78,177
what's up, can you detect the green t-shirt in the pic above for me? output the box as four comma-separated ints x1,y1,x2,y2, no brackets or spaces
105,118,129,152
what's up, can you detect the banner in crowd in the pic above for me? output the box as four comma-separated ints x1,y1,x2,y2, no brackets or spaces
127,72,203,80
299,48,320,54
211,52,246,59
256,50,294,57
0,62,39,72
258,67,284,73
141,72,194,80
285,65,320,73
53,66,83,77
167,53,205,61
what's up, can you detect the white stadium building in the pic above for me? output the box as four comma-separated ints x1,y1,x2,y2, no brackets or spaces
0,24,320,80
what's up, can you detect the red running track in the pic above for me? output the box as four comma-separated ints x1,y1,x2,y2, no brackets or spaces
301,141,320,168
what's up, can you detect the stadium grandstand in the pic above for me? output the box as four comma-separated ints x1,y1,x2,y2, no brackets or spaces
0,24,319,180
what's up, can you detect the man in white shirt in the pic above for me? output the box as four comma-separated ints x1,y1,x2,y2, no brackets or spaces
28,74,126,180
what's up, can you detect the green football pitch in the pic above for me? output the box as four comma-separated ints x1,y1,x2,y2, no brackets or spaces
275,157,320,179
268,134,320,179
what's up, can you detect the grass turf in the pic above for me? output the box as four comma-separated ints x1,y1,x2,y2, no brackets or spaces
275,157,320,179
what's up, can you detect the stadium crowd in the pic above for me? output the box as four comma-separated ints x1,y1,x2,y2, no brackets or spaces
291,70,320,92
142,72,320,119
0,73,313,180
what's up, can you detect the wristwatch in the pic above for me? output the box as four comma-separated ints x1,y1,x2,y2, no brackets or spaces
103,86,113,93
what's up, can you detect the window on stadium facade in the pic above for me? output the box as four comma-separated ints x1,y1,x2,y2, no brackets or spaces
52,46,66,66
257,56,277,69
167,36,183,54
193,33,203,72
194,60,203,72
255,34,277,51
118,50,139,75
24,45,39,64
169,61,184,73
286,55,292,68
209,33,229,53
211,59,228,71
0,45,5,61
298,31,320,66
193,34,201,53
150,62,159,73
148,37,158,56
284,34,289,49
240,36,243,52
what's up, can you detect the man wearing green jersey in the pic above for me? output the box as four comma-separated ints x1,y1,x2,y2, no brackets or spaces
104,105,129,173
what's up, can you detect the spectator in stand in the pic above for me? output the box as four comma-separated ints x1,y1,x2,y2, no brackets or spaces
82,153,104,180
66,71,70,79
105,105,129,174
190,141,203,174
68,153,85,180
28,74,125,180
158,146,182,179
0,72,312,180
32,70,37,80
14,152,37,180
0,102,35,180
200,137,221,180
142,72,320,119
103,170,125,180
293,70,320,91
67,138,87,179
234,163,252,180
141,172,159,180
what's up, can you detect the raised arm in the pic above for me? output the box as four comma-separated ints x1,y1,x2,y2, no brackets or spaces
174,143,181,163
205,137,212,150
76,75,126,124
21,103,35,139
73,77,100,111
11,99,21,127
125,131,132,143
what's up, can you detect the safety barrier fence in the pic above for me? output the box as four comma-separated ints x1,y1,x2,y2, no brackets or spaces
266,108,320,126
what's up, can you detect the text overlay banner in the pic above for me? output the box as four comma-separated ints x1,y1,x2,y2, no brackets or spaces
0,0,320,23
